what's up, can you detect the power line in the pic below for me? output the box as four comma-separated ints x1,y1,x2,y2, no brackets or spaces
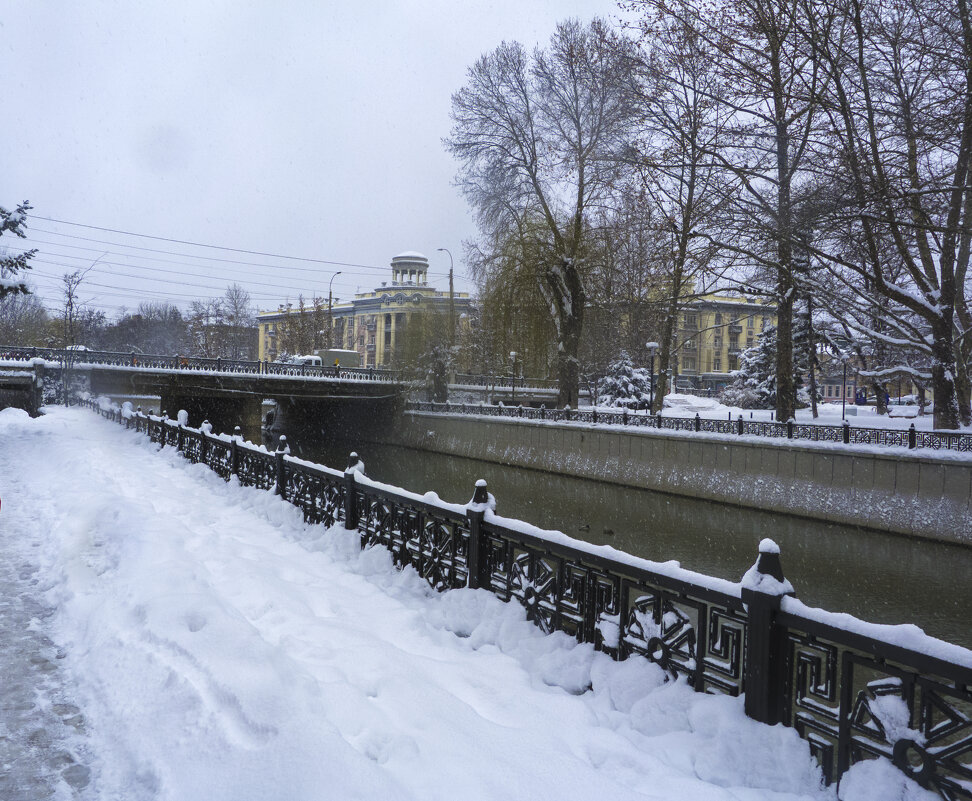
34,215,382,270
26,221,458,280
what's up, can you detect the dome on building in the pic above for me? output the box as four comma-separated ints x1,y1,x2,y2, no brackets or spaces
390,251,429,286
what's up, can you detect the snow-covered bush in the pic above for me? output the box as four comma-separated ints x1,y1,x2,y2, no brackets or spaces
598,352,652,409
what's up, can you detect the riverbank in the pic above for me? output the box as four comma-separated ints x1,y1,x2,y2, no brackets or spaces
387,411,971,545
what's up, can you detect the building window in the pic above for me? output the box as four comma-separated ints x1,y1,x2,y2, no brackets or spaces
714,357,721,372
683,357,696,371
715,313,722,325
748,315,755,328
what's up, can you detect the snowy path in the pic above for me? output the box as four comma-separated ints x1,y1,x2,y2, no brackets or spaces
0,407,931,801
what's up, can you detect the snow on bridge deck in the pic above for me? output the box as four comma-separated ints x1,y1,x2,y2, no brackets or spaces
0,407,929,801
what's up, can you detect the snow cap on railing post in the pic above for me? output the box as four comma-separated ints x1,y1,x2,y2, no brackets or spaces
276,434,290,454
742,539,795,597
741,538,794,727
233,425,242,442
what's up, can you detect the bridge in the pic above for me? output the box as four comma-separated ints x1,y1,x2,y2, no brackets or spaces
0,347,405,440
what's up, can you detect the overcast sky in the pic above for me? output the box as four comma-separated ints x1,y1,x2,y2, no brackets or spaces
2,1,628,319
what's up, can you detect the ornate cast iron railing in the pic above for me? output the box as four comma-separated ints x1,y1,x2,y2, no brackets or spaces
0,345,401,383
406,400,972,453
82,396,972,797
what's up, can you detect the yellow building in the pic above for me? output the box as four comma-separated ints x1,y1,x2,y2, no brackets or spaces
678,293,777,392
257,252,473,368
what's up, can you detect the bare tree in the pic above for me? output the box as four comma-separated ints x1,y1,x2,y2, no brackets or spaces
223,283,254,360
799,0,972,428
447,18,638,407
634,0,826,422
0,290,49,345
625,13,730,410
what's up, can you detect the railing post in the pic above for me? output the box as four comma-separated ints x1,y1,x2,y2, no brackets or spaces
344,452,361,530
656,411,662,428
787,418,794,439
741,539,794,727
160,412,168,447
591,407,597,425
842,420,850,445
694,413,701,432
908,423,917,449
737,414,744,436
275,435,289,498
216,356,222,372
230,426,242,477
465,479,493,591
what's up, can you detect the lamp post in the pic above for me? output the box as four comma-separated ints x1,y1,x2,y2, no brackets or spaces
841,357,848,420
646,341,659,413
327,271,342,352
510,351,517,404
437,248,456,348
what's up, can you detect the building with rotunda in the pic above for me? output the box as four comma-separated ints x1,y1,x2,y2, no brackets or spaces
256,252,473,368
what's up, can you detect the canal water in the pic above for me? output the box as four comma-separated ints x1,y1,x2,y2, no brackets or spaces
288,435,972,650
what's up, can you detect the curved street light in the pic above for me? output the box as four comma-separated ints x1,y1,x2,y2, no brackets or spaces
327,271,342,352
436,247,456,347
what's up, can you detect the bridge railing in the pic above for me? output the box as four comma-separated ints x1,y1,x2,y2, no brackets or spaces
0,345,401,382
81,395,972,797
406,400,972,452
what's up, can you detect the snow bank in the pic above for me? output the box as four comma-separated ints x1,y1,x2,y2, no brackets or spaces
0,407,943,800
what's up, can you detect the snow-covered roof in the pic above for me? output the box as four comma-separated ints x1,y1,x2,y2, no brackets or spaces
391,251,428,261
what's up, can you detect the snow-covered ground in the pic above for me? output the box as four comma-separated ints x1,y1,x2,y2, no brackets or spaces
0,407,937,800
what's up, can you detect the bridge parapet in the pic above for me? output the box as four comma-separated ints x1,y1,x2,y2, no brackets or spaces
0,345,401,382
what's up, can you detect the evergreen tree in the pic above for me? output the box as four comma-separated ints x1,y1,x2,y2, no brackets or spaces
598,351,652,409
722,327,778,409
1,201,36,298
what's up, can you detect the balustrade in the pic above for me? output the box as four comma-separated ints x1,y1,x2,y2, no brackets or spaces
80,395,972,797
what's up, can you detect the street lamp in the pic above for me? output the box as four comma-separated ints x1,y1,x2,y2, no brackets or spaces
646,341,659,413
327,271,342,352
437,248,456,348
841,356,848,421
510,351,517,404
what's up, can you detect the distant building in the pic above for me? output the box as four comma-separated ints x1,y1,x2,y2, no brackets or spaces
256,252,473,368
678,293,778,392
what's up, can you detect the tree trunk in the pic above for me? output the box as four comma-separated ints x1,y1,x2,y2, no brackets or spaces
775,288,795,422
955,337,972,425
931,317,961,429
557,313,582,408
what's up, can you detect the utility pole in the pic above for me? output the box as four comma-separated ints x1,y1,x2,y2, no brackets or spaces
437,248,455,348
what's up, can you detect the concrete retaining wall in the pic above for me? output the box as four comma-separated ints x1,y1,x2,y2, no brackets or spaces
386,412,971,545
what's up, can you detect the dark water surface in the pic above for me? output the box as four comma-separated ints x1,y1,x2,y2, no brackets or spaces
287,434,972,650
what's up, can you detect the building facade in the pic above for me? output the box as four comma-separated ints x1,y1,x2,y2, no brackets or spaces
256,252,473,368
678,293,778,392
